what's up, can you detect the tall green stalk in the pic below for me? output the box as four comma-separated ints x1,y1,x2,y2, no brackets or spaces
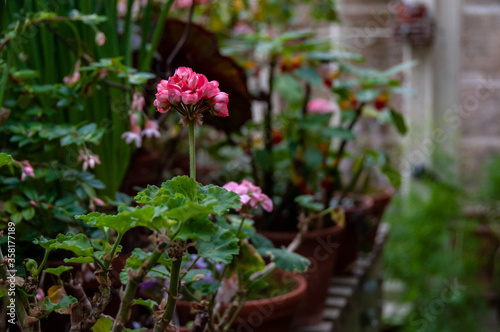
189,120,196,180
154,258,182,332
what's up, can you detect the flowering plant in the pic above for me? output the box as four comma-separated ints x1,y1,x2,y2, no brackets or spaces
212,26,410,231
1,68,309,332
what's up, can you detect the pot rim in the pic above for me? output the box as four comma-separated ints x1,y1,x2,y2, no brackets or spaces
178,270,307,309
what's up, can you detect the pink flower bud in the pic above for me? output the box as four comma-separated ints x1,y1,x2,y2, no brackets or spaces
95,31,106,46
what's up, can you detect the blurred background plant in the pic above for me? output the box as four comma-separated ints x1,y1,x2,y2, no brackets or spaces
382,158,500,331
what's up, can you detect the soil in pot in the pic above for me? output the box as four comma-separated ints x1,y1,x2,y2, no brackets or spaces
333,195,374,274
259,224,343,327
177,271,307,332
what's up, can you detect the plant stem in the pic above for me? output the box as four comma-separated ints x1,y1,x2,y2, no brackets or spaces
111,247,165,332
123,0,134,67
189,120,196,180
154,258,182,332
140,0,175,72
180,255,200,280
262,57,277,200
35,249,50,279
105,232,123,270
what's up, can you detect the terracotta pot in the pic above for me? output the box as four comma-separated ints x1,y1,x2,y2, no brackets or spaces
334,196,374,274
177,271,307,332
259,225,343,326
364,187,395,249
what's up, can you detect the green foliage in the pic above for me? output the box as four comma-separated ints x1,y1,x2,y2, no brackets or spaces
50,233,95,257
44,266,73,278
263,247,310,273
0,153,13,167
39,294,78,316
384,179,487,331
195,224,240,264
132,298,158,313
93,315,114,332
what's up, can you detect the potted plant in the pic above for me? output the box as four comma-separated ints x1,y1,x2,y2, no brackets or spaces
1,67,310,332
203,18,410,323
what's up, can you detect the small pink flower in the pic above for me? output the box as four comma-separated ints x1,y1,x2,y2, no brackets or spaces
95,31,106,46
77,150,101,171
89,197,105,212
63,71,81,85
29,200,37,207
36,288,45,302
213,92,229,117
64,60,81,85
306,99,336,114
121,126,142,148
181,91,199,105
223,180,273,212
20,161,35,181
131,92,145,112
141,119,160,138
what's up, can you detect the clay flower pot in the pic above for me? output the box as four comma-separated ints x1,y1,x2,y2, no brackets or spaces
259,224,343,326
176,271,307,332
334,196,374,274
365,187,395,248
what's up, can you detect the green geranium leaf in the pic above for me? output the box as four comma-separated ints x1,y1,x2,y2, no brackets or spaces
64,257,94,264
0,153,13,167
45,266,73,278
218,216,255,240
33,236,55,250
162,176,198,202
133,298,158,313
93,315,114,332
265,247,310,273
191,280,221,296
51,233,94,257
203,185,242,215
149,265,170,279
390,109,407,135
77,206,154,234
123,328,147,332
135,185,168,205
173,216,216,242
40,294,78,315
382,164,402,188
26,259,38,276
250,233,274,251
195,225,239,264
164,197,214,222
182,269,210,283
0,289,7,298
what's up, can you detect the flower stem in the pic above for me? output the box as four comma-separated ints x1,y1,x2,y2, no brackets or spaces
189,120,196,180
111,247,165,332
154,258,183,332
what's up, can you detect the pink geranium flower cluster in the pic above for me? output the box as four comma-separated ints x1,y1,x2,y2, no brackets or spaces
306,98,336,114
223,180,273,212
154,67,229,125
